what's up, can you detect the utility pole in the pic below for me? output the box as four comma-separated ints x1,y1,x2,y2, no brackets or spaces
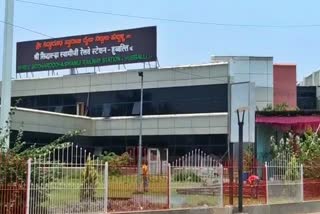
227,76,234,205
1,0,15,149
137,71,144,191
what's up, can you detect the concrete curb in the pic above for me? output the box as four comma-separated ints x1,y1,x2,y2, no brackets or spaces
112,200,320,214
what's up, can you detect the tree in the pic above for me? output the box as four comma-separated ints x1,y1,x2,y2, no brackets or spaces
243,144,254,172
0,109,83,213
270,129,320,179
80,154,98,202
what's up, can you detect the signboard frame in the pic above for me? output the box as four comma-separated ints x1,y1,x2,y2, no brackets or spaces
16,26,157,73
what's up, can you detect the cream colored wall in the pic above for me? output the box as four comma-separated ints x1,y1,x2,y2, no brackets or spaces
11,108,228,136
8,63,229,97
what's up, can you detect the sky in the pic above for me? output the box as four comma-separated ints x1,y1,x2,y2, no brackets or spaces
1,0,320,81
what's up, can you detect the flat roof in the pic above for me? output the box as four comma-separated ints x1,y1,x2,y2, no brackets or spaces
256,110,320,116
273,63,296,66
14,62,228,82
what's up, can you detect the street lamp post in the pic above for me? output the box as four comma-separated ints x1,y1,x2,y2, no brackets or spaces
137,71,144,191
236,108,246,213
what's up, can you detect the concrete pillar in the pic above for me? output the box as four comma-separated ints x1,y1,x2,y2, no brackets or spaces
1,0,15,149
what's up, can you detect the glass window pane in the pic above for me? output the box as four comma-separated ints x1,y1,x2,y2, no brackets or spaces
54,106,63,113
63,106,76,114
49,95,62,106
63,95,76,105
143,102,157,115
132,102,140,115
37,96,48,106
91,105,102,117
102,104,111,117
158,102,174,114
111,103,126,116
10,84,228,116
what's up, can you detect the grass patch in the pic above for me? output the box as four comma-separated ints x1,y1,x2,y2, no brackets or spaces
170,181,220,208
170,189,218,208
108,175,167,198
45,180,104,206
43,174,168,207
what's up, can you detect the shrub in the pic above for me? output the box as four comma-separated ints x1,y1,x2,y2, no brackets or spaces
270,129,320,179
100,152,132,176
303,155,320,179
80,154,98,202
244,144,254,172
285,156,300,181
173,170,201,182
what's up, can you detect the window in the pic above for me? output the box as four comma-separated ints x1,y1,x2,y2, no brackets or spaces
111,103,127,116
63,94,76,105
132,102,140,115
160,148,168,161
37,95,48,106
12,84,228,117
49,95,62,106
149,149,158,161
63,106,76,114
143,101,158,115
297,86,317,110
102,104,111,117
55,106,63,113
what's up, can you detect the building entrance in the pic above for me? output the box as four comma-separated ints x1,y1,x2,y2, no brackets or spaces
126,146,168,174
147,148,168,174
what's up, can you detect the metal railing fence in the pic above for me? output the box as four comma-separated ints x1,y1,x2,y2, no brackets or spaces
265,155,303,204
4,148,320,213
28,144,107,214
170,149,223,208
0,153,28,214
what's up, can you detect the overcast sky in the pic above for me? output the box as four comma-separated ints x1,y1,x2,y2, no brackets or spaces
1,0,320,81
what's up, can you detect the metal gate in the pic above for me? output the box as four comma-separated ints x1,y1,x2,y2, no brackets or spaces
170,149,223,208
266,154,303,204
28,144,107,214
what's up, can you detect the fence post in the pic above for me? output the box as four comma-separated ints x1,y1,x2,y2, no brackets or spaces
25,158,31,214
219,164,224,207
168,163,171,209
104,162,108,214
300,164,304,202
265,162,269,205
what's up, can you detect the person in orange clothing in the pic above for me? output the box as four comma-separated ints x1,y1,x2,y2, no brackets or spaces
142,162,149,192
